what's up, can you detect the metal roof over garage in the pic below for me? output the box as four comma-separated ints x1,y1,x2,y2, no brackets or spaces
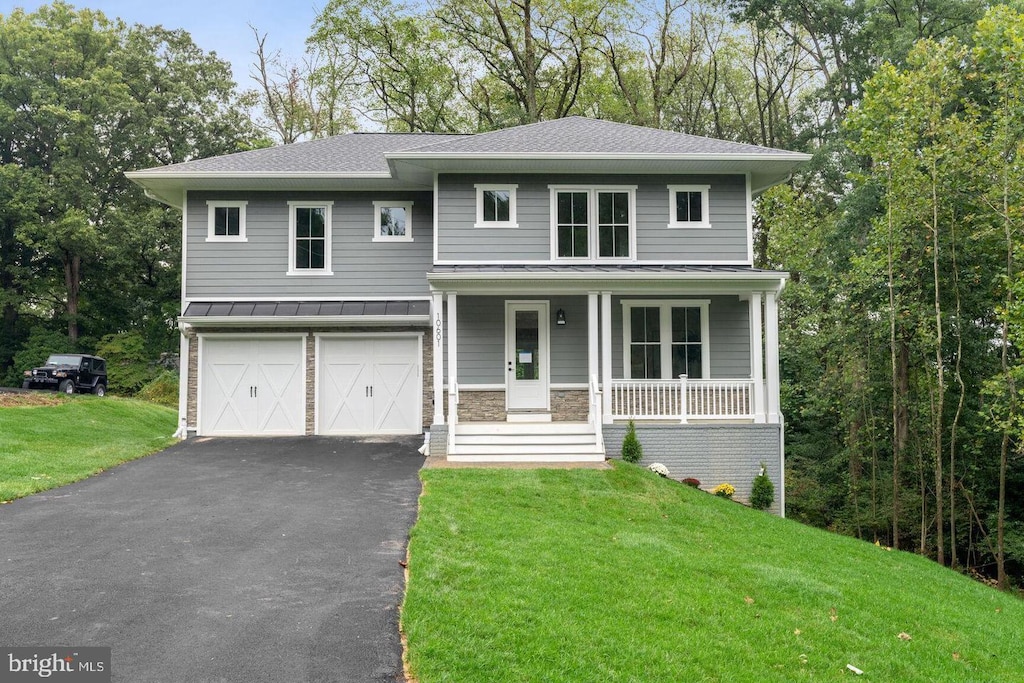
179,300,431,327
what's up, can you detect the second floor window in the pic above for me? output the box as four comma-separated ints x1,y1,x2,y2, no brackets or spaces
551,186,636,261
206,201,247,242
288,201,333,275
475,184,518,227
374,201,413,242
668,185,711,228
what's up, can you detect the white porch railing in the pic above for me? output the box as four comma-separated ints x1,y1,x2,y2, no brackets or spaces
588,374,605,454
609,376,756,422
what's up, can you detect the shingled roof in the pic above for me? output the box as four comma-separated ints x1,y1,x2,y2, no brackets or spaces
396,117,797,158
127,117,810,207
129,133,467,176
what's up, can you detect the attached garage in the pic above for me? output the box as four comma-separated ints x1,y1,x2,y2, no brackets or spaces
181,300,431,438
199,336,306,436
316,334,421,435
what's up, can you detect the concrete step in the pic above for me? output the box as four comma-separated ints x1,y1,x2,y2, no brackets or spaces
452,443,604,456
455,421,592,436
456,433,597,446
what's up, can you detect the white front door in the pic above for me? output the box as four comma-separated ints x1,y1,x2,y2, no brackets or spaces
506,301,549,411
317,336,421,434
200,337,305,436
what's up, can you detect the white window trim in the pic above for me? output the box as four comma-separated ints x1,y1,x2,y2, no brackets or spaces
474,184,519,228
205,201,247,242
621,300,711,380
549,185,637,262
287,200,334,276
373,200,414,242
667,184,711,229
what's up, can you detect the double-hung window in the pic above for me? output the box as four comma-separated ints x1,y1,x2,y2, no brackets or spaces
667,185,711,229
206,201,247,242
474,184,518,228
288,201,333,275
622,301,710,379
551,186,636,261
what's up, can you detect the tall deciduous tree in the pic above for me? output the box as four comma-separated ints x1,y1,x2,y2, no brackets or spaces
0,2,261,373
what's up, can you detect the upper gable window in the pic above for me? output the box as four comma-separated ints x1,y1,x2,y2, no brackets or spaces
288,201,333,275
206,201,247,242
668,185,711,228
474,184,518,228
550,186,636,261
373,201,413,242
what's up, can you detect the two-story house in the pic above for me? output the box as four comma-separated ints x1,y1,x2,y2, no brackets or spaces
128,117,808,512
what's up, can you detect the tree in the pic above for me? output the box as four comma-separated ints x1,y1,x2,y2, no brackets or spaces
0,2,262,375
310,0,468,132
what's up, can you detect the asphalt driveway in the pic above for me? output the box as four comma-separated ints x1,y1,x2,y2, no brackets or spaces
0,436,425,682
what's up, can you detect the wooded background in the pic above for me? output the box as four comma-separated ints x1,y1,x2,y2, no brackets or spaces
2,0,1022,589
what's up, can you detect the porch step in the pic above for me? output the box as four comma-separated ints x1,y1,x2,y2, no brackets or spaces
450,421,605,462
456,422,593,435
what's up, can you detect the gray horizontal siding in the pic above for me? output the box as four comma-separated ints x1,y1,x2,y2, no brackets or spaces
637,175,748,261
437,176,552,260
185,191,433,299
447,295,749,384
603,423,782,514
611,295,751,378
452,295,590,385
436,173,749,263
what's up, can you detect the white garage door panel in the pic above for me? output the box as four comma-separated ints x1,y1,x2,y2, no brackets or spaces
318,337,420,435
201,338,305,436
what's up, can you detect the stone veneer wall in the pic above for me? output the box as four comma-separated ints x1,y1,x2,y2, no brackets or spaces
456,390,506,421
603,423,784,515
184,326,431,435
551,390,588,421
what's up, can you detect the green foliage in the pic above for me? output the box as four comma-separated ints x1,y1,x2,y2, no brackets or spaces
404,463,1024,682
6,328,76,387
0,1,261,377
93,331,158,396
137,370,179,408
621,419,643,463
750,464,775,511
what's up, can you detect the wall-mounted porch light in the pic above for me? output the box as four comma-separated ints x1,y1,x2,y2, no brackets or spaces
556,308,567,326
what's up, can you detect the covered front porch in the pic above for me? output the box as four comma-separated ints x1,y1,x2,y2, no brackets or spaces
425,265,785,463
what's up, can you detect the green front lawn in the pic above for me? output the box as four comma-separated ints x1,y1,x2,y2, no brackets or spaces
0,394,177,502
403,463,1024,682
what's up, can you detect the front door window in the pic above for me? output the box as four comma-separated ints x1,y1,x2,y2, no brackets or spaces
515,310,539,380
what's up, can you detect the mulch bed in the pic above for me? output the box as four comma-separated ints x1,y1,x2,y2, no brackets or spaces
0,389,66,408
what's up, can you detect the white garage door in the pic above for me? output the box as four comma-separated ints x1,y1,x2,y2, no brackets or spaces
317,336,420,435
200,337,305,436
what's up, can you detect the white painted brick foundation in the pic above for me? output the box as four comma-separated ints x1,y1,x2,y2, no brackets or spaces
603,423,783,515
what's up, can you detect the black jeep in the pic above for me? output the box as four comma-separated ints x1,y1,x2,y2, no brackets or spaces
22,354,108,396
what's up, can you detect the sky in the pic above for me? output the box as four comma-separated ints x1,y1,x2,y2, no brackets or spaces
0,0,318,89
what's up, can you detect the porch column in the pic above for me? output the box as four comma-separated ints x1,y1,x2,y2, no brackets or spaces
447,292,458,425
587,292,599,383
432,290,445,425
765,289,781,423
750,292,765,423
601,291,613,423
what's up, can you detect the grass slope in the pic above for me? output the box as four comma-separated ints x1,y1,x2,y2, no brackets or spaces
403,463,1024,682
0,395,177,502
